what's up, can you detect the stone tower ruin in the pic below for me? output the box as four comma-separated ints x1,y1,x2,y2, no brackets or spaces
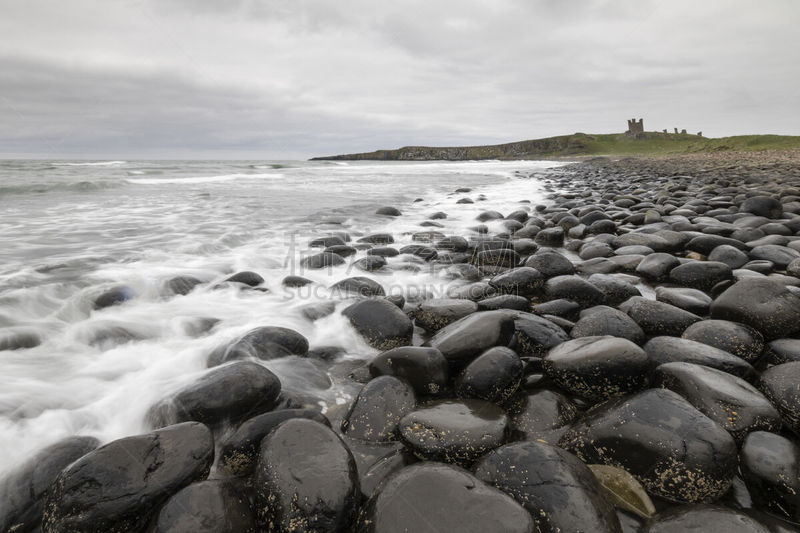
627,118,644,136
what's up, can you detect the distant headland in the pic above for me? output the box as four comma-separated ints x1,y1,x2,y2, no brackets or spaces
311,119,800,161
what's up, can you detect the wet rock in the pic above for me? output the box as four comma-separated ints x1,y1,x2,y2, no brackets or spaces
208,326,309,366
93,285,134,309
710,278,800,339
301,251,346,269
254,419,359,531
367,246,399,257
532,299,581,320
474,440,621,533
512,312,571,357
477,294,531,311
544,336,649,401
300,301,336,321
342,376,416,442
682,319,765,363
472,248,520,268
655,286,713,315
523,250,575,277
355,462,534,533
224,270,264,287
0,328,41,350
643,336,756,379
43,422,214,532
505,390,578,442
358,233,394,245
635,253,680,281
155,480,256,533
0,436,100,533
645,505,771,533
767,338,800,364
411,298,478,332
150,361,281,427
355,256,388,272
741,195,783,218
347,440,414,500
588,273,642,306
544,275,607,308
166,275,203,295
330,276,385,297
560,389,737,503
759,362,800,434
686,235,749,256
669,261,733,291
398,399,508,463
455,346,523,403
653,362,781,441
343,298,414,350
425,310,516,366
570,306,646,344
436,235,469,253
622,296,702,336
282,274,313,287
399,244,438,261
376,206,402,216
368,346,448,396
740,431,800,523
448,281,497,300
750,245,800,269
708,245,750,269
220,408,330,476
535,227,565,247
310,235,347,248
489,266,544,296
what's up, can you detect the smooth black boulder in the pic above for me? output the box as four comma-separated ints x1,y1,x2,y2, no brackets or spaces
655,286,713,315
710,278,800,339
220,408,330,476
686,234,749,255
544,275,606,308
282,274,313,287
455,346,523,403
342,376,416,442
681,319,765,363
505,390,578,443
166,275,203,295
489,266,544,296
645,505,770,533
398,399,508,464
43,422,214,532
767,338,800,364
741,195,783,218
330,276,385,297
511,312,571,357
643,336,756,380
310,235,347,248
474,441,621,533
149,361,281,427
0,436,100,533
425,310,516,365
208,325,309,366
368,346,448,396
570,306,645,344
669,261,733,291
534,227,565,247
524,250,575,277
587,273,641,306
367,246,399,257
635,253,680,281
708,244,750,269
224,270,264,287
155,480,256,533
622,296,701,336
560,388,738,503
93,285,134,309
411,298,478,332
355,462,534,533
759,362,800,434
358,233,394,245
653,362,781,442
301,251,346,269
355,255,387,272
478,294,531,311
254,419,359,531
472,248,519,268
343,298,414,350
740,431,800,523
544,336,650,401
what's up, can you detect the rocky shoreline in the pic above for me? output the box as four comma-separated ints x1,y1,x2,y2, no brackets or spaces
3,150,800,532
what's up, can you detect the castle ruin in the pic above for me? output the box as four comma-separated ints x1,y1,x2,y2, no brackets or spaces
627,118,644,136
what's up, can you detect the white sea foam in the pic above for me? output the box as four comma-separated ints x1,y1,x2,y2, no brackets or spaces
126,172,281,185
54,160,128,167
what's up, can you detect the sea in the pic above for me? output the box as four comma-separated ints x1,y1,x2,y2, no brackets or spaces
0,158,567,474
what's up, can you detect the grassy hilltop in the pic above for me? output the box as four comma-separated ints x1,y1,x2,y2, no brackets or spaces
310,132,800,161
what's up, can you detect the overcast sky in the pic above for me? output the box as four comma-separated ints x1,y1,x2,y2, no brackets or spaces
1,0,798,159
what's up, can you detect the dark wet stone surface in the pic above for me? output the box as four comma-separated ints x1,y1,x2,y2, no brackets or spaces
474,440,621,532
355,462,534,533
653,362,781,442
767,338,800,364
43,422,214,532
511,312,571,357
505,389,578,443
425,310,516,365
561,388,737,503
645,505,771,533
622,296,702,337
740,431,800,524
155,479,256,533
682,319,765,363
398,399,508,464
759,362,800,434
710,278,800,339
411,298,478,331
655,286,713,315
368,346,449,396
254,419,360,532
544,336,649,401
524,250,575,277
455,346,523,403
570,306,646,344
342,376,416,442
343,298,414,350
544,275,607,308
330,276,386,296
643,336,756,380
208,325,309,366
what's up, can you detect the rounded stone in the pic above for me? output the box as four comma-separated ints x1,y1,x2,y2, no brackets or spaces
301,251,346,269
681,319,765,363
544,275,607,308
708,244,749,269
368,346,449,396
355,463,534,533
635,253,680,281
560,389,737,503
342,376,416,442
655,286,713,315
740,431,800,523
455,346,523,403
710,278,800,339
425,310,516,366
645,505,770,533
224,270,264,287
759,362,800,434
330,276,385,297
155,480,255,533
587,273,641,306
570,306,645,344
740,195,783,218
622,296,702,337
376,206,402,216
489,267,544,296
505,390,578,443
511,312,571,357
355,256,388,272
398,399,508,464
523,250,575,277
343,298,414,350
544,336,649,401
255,419,359,531
643,336,755,380
411,298,478,332
208,326,309,366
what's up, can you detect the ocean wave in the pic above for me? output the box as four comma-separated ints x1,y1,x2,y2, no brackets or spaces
53,161,127,167
0,180,122,197
126,173,283,185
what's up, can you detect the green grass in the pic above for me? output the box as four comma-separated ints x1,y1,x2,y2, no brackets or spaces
311,133,800,160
